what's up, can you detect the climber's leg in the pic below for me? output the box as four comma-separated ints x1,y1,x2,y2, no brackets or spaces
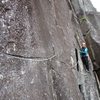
81,57,86,70
85,57,89,71
83,56,89,72
81,57,89,71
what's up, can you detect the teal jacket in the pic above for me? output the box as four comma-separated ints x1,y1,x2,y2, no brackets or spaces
80,47,88,57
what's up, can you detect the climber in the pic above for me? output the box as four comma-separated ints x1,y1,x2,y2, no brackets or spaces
80,42,89,72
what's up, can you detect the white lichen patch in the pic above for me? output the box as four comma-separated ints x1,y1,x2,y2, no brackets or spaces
2,0,9,4
30,78,34,84
70,56,74,66
56,60,61,66
21,70,26,75
0,74,4,80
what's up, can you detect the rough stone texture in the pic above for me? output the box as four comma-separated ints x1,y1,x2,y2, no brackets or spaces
73,0,100,81
72,0,100,96
71,0,96,15
0,0,99,100
87,13,100,65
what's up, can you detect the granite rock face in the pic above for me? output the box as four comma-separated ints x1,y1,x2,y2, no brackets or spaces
72,0,100,81
0,0,82,100
0,0,99,100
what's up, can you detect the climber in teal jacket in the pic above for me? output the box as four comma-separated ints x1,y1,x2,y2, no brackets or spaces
80,42,89,71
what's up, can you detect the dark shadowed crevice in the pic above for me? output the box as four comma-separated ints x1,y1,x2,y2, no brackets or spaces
75,48,79,71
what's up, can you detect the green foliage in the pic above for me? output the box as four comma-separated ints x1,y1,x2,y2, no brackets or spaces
79,16,87,23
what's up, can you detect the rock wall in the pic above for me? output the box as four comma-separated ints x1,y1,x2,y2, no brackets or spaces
0,0,99,100
72,0,100,95
72,0,100,81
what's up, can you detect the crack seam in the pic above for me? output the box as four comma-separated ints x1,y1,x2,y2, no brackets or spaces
1,52,57,61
